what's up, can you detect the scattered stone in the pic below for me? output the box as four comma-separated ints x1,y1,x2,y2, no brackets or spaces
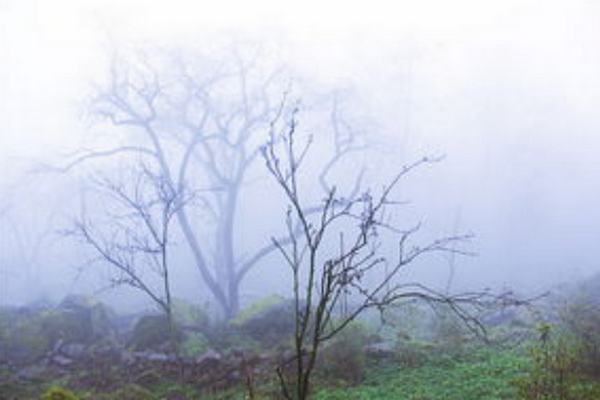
59,343,86,359
195,348,221,366
51,354,73,367
16,364,47,380
132,350,171,362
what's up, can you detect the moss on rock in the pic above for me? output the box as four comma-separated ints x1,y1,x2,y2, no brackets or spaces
129,314,179,350
39,385,81,400
0,307,54,364
172,298,210,331
180,331,209,358
231,295,297,346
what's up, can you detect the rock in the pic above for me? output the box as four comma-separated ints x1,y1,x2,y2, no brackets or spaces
172,298,210,331
180,331,209,358
232,296,298,345
132,350,171,362
0,296,117,366
58,295,115,342
51,354,74,367
87,341,125,365
0,306,54,365
121,351,136,364
59,343,87,359
195,348,221,367
129,314,179,350
16,364,47,380
204,324,258,350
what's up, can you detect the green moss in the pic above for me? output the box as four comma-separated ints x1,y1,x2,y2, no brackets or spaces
172,298,209,330
229,295,296,346
0,309,54,364
40,309,92,345
58,295,115,342
129,314,177,350
231,295,284,326
180,331,209,357
39,386,81,400
0,297,115,365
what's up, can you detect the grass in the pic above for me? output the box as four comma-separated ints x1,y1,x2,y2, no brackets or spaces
5,341,600,399
315,346,528,400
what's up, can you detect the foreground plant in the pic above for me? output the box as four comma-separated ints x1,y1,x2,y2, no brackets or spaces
514,323,600,400
262,106,521,400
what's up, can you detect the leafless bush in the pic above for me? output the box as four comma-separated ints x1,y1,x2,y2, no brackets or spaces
262,107,525,400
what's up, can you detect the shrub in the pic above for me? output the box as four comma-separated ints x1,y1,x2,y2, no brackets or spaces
39,386,81,400
377,302,429,341
429,304,470,349
560,293,600,378
317,323,369,385
204,324,260,351
394,340,433,368
172,298,210,331
180,332,210,357
129,314,180,350
513,323,600,400
0,308,55,365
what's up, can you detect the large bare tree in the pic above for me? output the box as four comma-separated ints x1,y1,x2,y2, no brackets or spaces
65,46,363,320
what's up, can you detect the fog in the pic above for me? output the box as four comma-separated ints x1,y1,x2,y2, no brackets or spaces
1,0,600,312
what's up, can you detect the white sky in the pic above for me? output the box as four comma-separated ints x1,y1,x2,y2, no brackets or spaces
1,0,600,300
2,0,598,160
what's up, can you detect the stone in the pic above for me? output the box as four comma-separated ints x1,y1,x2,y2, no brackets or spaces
51,354,74,367
233,296,298,346
129,314,178,350
59,343,87,359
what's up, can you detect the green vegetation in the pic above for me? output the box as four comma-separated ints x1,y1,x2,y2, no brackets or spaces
317,323,371,385
180,331,210,357
99,383,158,400
39,386,81,400
3,283,600,400
172,298,210,330
513,324,600,400
3,338,600,399
230,295,297,346
316,346,526,400
129,314,180,350
230,295,284,326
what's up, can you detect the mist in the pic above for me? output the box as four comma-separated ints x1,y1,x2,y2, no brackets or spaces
3,2,600,399
1,0,600,308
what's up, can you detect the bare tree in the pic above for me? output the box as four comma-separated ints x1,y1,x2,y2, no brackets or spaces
62,46,364,320
262,110,522,400
67,164,184,349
